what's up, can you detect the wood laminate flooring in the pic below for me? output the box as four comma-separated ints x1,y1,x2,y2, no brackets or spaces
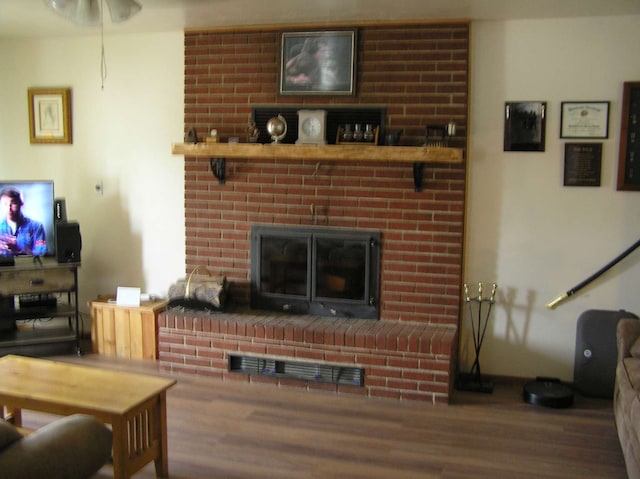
21,353,627,479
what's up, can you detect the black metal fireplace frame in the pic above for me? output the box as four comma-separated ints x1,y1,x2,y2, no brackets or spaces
250,225,381,320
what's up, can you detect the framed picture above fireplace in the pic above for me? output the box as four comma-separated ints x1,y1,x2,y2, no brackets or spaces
279,29,357,96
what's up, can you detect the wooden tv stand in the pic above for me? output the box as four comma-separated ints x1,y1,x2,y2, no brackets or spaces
0,257,80,357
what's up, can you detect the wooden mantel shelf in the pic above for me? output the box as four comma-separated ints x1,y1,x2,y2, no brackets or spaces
171,142,463,164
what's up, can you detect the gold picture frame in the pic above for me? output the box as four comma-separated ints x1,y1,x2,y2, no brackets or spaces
28,87,72,144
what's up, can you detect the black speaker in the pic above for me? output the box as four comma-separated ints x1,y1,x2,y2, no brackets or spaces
54,198,67,223
56,222,82,263
573,309,638,398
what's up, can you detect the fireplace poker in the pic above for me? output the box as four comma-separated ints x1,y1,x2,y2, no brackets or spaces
468,283,497,380
457,282,497,393
547,237,640,309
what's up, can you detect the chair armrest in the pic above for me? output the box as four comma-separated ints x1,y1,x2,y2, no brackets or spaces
617,318,640,362
0,414,112,479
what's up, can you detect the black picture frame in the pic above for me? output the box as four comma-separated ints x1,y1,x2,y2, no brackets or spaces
504,101,546,152
279,30,357,96
564,143,602,187
560,101,610,139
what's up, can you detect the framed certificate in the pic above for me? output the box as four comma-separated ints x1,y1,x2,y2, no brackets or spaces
560,101,610,139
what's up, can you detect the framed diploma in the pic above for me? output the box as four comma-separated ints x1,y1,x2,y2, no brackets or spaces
560,101,610,139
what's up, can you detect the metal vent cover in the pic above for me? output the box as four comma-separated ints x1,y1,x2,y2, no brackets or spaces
229,354,363,386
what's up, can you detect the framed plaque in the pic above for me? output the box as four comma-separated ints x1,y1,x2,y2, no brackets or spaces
616,82,640,191
504,101,546,152
564,143,602,187
560,101,610,139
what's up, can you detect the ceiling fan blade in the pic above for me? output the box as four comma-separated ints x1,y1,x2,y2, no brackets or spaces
105,0,142,23
45,0,101,25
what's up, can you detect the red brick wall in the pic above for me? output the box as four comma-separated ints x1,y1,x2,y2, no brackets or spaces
183,23,469,326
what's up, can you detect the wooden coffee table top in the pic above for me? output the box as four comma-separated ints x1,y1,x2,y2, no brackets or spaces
0,354,176,417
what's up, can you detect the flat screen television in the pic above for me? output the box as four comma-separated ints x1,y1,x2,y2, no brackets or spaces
0,180,55,260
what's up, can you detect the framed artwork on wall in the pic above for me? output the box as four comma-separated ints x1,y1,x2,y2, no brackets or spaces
27,87,72,144
560,101,610,139
504,101,547,152
279,30,357,96
617,82,640,191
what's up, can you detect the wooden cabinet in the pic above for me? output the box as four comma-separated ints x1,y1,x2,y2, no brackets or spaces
0,259,80,356
90,297,167,360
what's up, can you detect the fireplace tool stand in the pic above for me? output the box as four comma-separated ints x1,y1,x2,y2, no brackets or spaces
456,282,497,393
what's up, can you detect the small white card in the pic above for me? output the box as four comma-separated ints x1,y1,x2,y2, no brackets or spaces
116,286,141,307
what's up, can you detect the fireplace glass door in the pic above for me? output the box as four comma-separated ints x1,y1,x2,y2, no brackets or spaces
315,237,366,301
260,235,310,296
251,225,380,319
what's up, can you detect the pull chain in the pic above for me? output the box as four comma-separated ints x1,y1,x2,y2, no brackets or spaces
100,0,107,89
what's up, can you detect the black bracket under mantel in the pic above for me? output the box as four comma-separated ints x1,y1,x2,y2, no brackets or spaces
413,162,425,192
210,157,226,184
210,156,426,191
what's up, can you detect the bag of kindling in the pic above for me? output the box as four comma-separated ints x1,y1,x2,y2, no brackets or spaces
167,266,227,312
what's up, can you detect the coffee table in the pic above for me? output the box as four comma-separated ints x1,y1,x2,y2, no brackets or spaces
0,354,176,479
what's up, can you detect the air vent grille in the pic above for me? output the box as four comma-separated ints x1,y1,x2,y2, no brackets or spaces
229,354,363,386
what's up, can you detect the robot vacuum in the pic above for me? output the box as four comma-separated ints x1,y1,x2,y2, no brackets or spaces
523,377,574,408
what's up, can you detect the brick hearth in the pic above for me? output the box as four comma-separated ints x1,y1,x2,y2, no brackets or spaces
158,309,457,403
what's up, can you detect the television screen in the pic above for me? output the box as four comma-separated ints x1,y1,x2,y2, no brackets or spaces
0,180,55,258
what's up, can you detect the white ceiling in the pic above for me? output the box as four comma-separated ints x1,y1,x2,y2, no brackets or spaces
1,0,640,38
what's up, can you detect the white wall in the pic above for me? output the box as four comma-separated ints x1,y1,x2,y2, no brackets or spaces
465,15,640,381
0,32,185,319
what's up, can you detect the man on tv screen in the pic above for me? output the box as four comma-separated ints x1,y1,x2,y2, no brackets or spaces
0,187,47,256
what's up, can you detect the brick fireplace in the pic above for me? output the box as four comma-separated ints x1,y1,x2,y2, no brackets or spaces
159,22,469,403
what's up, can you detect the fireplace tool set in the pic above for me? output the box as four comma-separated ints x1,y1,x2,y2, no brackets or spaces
456,282,497,393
